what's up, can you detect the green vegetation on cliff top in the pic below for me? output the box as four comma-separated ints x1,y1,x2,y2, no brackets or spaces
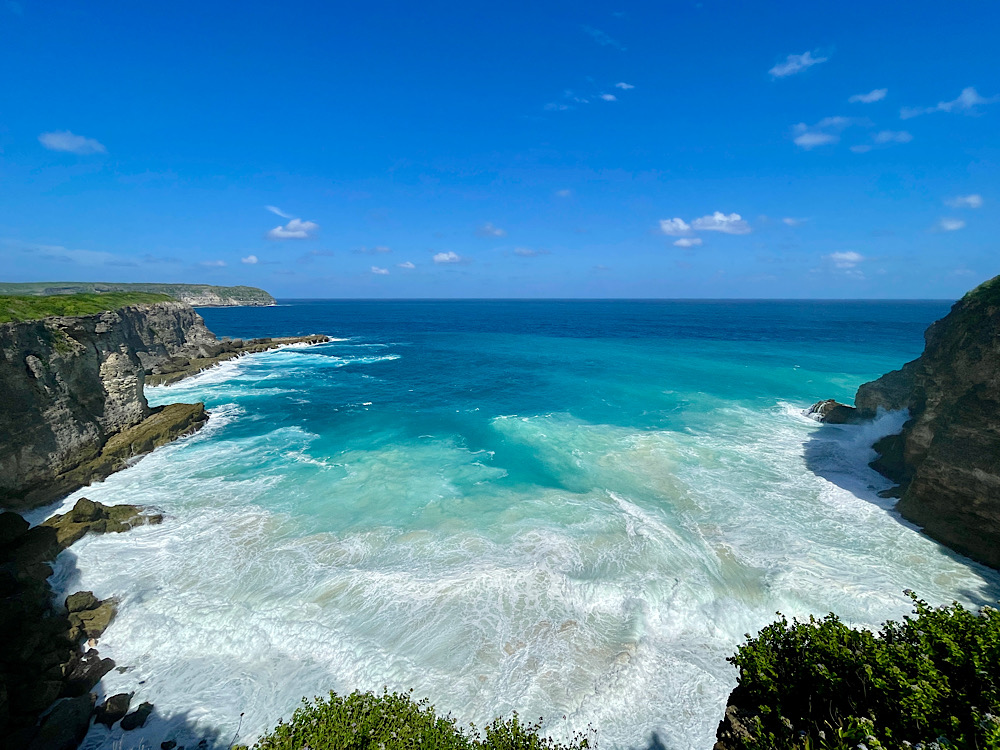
0,292,172,324
0,281,275,305
726,593,1000,749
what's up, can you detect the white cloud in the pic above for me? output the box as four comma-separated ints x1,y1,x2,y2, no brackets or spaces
267,218,319,240
265,205,292,218
673,238,703,247
478,222,506,237
514,247,546,256
38,130,106,155
433,251,462,263
691,212,751,234
555,189,572,197
795,131,839,148
582,26,625,50
945,194,983,208
544,102,571,111
769,50,829,78
371,266,389,275
241,255,259,264
357,245,392,254
200,260,227,267
873,130,913,144
782,217,808,226
615,82,635,90
849,88,887,103
659,218,692,236
397,261,416,269
827,251,864,268
600,93,617,101
901,86,999,119
938,218,966,231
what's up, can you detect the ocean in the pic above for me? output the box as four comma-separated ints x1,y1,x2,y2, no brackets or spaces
44,300,1000,750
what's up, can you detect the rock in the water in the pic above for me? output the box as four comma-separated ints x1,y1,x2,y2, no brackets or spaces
0,511,29,545
161,742,177,750
62,650,115,697
67,598,116,640
65,591,99,614
804,399,862,424
95,692,131,727
120,701,154,731
41,498,159,551
26,693,95,750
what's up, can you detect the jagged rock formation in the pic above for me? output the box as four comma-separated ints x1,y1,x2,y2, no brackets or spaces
853,275,1000,568
0,302,216,509
0,498,158,747
807,275,1000,568
0,282,276,307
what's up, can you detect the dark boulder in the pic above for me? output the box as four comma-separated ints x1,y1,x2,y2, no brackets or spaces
95,692,131,727
25,693,95,750
61,650,115,698
120,701,154,731
804,399,863,424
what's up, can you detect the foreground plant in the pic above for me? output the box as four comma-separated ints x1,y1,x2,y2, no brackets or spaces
726,592,1000,749
250,688,593,750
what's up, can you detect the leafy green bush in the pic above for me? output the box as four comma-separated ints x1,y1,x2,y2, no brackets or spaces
728,592,1000,749
249,688,592,750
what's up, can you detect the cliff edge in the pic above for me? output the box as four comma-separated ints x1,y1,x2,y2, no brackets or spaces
0,301,217,509
0,282,276,307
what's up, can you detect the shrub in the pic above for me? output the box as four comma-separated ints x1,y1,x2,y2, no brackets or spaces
250,688,593,750
727,592,1000,749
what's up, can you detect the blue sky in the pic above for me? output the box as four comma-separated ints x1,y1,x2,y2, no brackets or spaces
1,1,998,298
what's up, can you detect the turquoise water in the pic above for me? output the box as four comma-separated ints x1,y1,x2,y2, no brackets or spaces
49,301,1000,750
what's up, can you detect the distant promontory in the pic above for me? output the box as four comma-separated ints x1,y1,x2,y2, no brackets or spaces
0,282,276,307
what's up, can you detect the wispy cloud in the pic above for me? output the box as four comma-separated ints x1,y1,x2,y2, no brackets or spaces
901,86,999,119
38,130,106,155
600,93,617,101
265,205,293,219
555,189,572,198
792,116,861,149
478,222,506,237
673,238,702,247
200,260,227,267
582,26,625,50
433,251,462,263
397,261,416,269
241,255,259,264
356,245,392,254
659,218,692,236
945,194,983,209
827,251,864,268
660,213,751,237
782,217,808,226
514,247,549,257
937,218,966,232
267,218,319,240
873,130,913,143
849,88,887,104
769,50,828,78
615,82,635,90
371,266,389,275
692,212,751,234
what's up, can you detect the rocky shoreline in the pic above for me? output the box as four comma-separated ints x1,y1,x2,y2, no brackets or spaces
0,299,328,747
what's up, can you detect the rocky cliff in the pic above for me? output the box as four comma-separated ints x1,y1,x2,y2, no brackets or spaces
853,275,1000,568
0,302,218,509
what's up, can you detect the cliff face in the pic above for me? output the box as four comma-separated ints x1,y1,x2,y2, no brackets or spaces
855,275,1000,568
0,302,216,508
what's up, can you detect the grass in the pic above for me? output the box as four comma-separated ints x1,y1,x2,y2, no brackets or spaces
0,292,172,324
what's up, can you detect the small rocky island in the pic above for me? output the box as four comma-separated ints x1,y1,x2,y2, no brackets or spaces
807,273,1000,568
0,291,327,746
